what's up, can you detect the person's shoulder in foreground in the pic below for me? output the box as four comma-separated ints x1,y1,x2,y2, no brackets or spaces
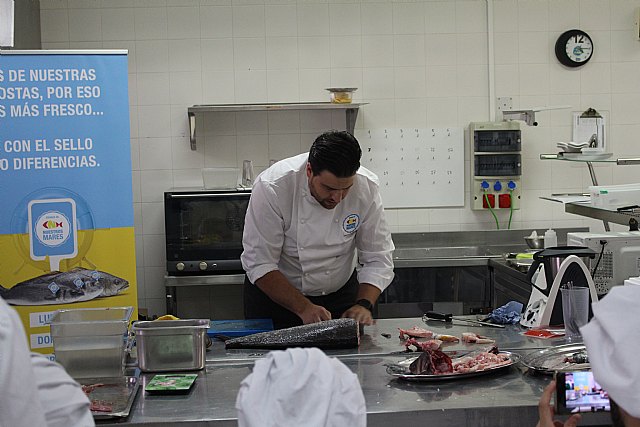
0,297,94,427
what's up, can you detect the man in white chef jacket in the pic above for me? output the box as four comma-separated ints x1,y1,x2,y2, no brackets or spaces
0,296,94,426
241,130,395,329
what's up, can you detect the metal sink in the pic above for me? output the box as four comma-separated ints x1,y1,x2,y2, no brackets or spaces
392,246,503,260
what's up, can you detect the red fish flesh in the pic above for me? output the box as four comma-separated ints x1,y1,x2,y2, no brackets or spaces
90,400,114,413
451,351,511,373
398,326,434,339
405,337,443,352
461,332,495,344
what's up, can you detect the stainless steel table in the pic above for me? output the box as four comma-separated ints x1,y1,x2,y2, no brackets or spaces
101,318,611,426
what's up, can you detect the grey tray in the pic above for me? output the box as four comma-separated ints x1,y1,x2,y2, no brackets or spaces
386,351,519,382
520,343,589,375
79,374,140,420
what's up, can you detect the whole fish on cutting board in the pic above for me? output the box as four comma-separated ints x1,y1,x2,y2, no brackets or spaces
0,267,129,306
225,318,360,350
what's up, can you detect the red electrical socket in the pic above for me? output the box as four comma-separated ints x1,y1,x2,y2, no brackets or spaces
499,194,511,208
482,194,495,208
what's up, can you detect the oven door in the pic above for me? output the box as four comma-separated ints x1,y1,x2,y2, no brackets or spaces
164,189,251,275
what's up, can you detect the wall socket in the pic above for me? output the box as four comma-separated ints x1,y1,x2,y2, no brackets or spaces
496,97,513,122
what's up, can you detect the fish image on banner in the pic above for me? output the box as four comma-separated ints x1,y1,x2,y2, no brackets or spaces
0,267,129,306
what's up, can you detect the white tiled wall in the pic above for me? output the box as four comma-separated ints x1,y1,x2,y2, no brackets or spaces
39,0,640,315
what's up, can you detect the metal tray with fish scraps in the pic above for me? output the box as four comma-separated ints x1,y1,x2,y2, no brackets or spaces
79,375,140,420
386,352,520,382
520,343,589,375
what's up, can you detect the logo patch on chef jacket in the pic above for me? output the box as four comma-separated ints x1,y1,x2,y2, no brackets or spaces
342,214,360,233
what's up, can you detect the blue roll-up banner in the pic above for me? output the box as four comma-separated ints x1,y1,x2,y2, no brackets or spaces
0,50,137,356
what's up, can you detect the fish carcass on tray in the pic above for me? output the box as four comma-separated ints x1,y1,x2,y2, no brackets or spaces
224,318,360,350
0,267,129,306
409,349,453,375
409,346,511,375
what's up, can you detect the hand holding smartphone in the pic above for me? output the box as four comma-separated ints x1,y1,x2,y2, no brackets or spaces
555,371,610,414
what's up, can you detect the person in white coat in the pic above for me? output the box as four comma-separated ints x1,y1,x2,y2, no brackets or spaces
241,130,395,329
0,296,94,427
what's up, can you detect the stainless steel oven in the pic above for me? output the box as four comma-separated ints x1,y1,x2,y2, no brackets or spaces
164,188,251,317
164,188,251,276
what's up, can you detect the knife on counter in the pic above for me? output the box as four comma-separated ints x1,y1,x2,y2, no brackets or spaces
423,311,505,329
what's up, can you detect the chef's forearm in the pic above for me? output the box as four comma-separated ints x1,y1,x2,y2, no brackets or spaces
357,283,382,306
254,270,311,316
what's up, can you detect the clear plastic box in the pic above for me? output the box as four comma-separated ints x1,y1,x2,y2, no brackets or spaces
50,307,133,378
202,167,240,189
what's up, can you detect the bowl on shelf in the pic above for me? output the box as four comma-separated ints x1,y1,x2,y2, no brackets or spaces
325,88,357,104
524,236,544,249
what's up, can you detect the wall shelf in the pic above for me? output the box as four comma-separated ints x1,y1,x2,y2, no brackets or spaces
187,102,366,150
540,153,640,231
564,202,640,228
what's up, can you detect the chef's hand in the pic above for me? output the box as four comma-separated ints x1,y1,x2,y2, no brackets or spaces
341,305,374,326
536,381,581,427
298,303,332,324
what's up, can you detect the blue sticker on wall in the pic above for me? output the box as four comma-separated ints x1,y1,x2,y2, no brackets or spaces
342,214,360,233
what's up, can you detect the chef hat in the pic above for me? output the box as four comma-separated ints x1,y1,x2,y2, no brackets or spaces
236,347,366,427
581,285,640,418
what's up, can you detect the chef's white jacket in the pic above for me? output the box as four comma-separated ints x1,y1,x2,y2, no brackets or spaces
0,297,94,427
241,153,395,296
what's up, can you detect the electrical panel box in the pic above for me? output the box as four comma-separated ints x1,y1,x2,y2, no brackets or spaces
470,122,521,210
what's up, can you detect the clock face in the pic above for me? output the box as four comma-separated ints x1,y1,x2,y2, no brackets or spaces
555,29,594,68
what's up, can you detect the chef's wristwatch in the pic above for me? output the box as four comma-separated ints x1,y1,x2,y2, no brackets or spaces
355,299,373,311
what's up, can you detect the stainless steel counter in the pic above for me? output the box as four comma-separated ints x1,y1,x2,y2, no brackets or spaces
101,318,611,426
390,228,587,268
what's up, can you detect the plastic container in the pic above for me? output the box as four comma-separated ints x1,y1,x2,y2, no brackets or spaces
202,167,239,189
561,287,590,340
50,306,133,379
544,229,557,248
132,319,209,372
325,88,357,104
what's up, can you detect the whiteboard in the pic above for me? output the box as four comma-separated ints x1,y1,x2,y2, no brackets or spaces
356,128,464,208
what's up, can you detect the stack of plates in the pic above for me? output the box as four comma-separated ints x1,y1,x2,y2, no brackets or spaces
556,141,588,153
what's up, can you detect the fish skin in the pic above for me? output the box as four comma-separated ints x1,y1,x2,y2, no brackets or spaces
224,318,360,350
0,267,129,306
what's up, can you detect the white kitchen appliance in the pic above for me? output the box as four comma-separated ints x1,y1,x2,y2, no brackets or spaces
520,249,599,329
567,231,640,294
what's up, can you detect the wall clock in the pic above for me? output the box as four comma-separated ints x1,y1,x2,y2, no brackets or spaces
555,29,593,67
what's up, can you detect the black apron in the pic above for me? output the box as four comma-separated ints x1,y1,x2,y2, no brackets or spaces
243,269,358,329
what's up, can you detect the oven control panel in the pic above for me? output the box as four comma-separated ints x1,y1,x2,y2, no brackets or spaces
167,260,243,276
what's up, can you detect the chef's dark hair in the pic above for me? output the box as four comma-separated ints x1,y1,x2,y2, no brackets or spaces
308,130,361,178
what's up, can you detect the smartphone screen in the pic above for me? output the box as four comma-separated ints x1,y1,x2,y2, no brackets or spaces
555,371,610,414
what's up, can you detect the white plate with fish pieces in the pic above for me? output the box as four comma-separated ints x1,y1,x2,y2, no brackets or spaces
520,343,589,375
386,351,520,382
